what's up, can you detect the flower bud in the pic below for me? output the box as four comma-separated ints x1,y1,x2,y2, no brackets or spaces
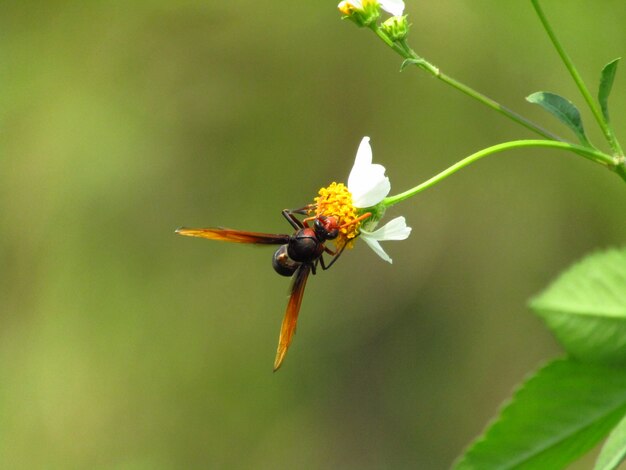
380,15,409,41
338,0,381,28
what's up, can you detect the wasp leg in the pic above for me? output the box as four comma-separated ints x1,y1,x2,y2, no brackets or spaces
319,242,348,271
282,209,304,230
324,246,338,256
282,206,314,230
290,205,314,215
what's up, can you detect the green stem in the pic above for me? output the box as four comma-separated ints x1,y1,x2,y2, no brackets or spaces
531,0,624,156
371,26,562,141
432,69,562,141
616,160,626,183
384,140,615,207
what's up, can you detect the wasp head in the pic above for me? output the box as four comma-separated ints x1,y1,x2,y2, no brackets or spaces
314,216,339,240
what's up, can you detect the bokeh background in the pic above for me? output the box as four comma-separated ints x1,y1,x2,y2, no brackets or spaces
2,1,626,468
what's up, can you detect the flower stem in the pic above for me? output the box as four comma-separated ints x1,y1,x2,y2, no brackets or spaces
616,160,626,183
383,140,616,207
530,0,624,156
402,43,562,142
432,68,562,141
371,26,562,141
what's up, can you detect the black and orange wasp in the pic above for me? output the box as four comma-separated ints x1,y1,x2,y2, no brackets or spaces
177,207,369,370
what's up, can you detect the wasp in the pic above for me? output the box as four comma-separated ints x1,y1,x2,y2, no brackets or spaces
177,207,370,370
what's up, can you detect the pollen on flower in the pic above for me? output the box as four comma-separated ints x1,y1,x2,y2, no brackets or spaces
312,182,361,248
338,0,378,15
338,1,355,15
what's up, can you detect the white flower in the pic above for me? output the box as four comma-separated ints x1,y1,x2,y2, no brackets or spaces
338,0,405,17
378,0,405,16
346,136,412,263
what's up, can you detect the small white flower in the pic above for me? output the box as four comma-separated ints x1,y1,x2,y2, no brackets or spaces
379,0,405,16
346,136,411,263
338,0,405,17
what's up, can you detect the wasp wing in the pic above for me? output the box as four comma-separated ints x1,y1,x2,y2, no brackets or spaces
273,264,311,371
176,227,290,245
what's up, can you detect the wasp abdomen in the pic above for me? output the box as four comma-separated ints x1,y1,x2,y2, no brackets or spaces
272,245,299,276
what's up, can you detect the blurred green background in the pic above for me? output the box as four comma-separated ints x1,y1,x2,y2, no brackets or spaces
2,1,626,468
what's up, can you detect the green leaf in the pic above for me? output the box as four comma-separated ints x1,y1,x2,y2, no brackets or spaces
454,358,626,470
400,57,425,72
526,91,590,146
598,58,620,123
530,248,626,364
595,412,626,470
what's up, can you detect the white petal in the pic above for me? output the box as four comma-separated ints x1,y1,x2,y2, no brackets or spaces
350,169,390,207
379,0,405,16
351,136,372,168
360,216,412,241
347,137,391,208
361,236,393,263
359,216,411,264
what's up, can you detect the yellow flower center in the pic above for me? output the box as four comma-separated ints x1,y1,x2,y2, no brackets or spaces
338,0,377,15
338,1,356,15
312,182,361,248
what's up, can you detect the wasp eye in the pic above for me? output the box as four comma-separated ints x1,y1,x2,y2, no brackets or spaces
314,217,326,232
326,228,339,240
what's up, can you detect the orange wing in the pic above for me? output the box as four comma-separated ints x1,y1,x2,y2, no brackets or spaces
176,227,290,245
273,264,311,371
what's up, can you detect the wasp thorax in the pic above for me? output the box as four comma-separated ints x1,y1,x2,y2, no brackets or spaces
287,228,322,262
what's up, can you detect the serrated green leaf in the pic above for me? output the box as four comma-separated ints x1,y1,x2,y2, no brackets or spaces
454,358,626,470
595,411,626,470
530,248,626,364
526,91,590,146
598,58,620,123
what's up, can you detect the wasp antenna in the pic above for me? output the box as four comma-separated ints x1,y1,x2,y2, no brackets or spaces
339,212,372,229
